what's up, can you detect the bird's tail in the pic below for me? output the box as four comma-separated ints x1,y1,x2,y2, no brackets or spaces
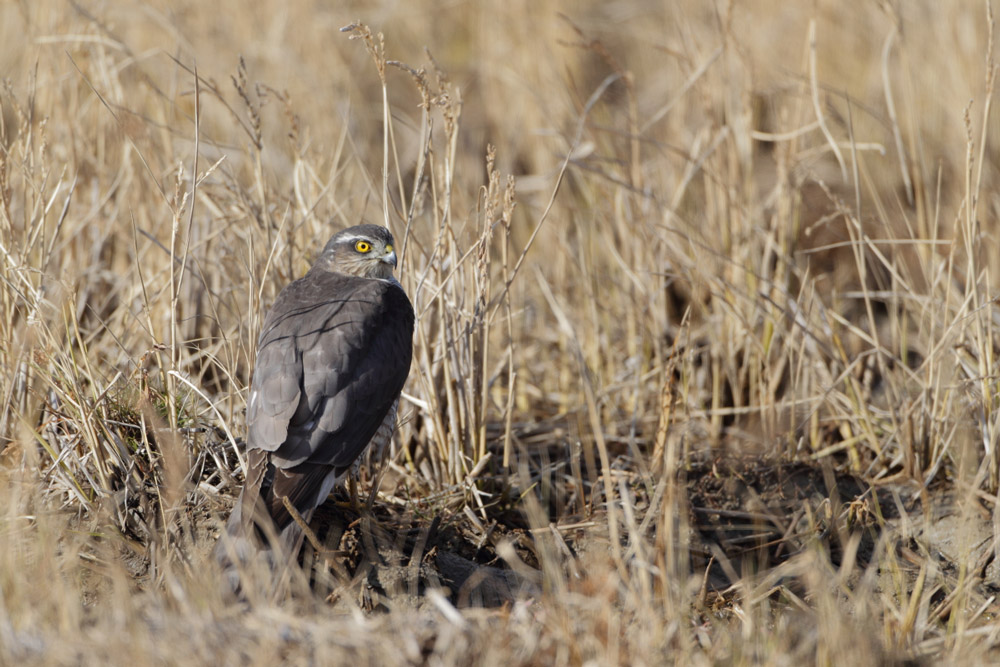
214,452,310,597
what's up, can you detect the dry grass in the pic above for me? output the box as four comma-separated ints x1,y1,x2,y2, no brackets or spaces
3,0,1000,664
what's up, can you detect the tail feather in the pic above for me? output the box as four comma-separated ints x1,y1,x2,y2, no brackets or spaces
214,451,318,596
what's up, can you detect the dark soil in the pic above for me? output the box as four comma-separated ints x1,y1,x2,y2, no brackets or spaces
104,447,1000,621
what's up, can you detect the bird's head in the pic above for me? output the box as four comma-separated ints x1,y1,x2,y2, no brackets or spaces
315,224,398,280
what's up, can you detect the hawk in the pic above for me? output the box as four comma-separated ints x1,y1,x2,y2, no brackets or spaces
216,224,414,574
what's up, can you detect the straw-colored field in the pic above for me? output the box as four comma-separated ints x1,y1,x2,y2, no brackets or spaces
3,1,1000,664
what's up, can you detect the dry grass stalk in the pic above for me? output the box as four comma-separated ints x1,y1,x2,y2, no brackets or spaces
2,2,1000,664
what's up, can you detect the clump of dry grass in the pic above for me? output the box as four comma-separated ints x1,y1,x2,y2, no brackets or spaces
3,1,1000,664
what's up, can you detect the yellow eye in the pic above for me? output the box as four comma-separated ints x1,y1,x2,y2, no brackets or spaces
355,240,371,253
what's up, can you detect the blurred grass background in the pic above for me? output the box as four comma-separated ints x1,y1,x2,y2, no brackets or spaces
3,0,1000,664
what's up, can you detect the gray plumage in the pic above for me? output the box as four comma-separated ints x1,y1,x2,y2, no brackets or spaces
216,224,414,577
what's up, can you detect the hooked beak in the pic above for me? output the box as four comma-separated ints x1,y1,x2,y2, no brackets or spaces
381,249,397,268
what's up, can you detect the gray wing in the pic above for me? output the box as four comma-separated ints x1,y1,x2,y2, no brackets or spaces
246,270,414,472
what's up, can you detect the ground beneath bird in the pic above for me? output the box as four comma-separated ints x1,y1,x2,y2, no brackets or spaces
180,456,1000,620
305,495,539,610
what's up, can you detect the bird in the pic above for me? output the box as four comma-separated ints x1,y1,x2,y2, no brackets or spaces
216,224,414,579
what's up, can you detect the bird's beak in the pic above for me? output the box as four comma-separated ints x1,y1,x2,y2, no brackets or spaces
381,249,397,268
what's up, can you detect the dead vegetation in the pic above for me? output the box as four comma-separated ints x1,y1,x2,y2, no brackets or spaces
3,1,1000,664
